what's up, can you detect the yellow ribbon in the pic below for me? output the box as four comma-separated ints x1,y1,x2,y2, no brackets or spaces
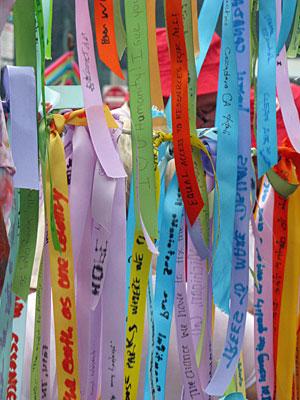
50,105,118,136
45,131,81,400
123,231,153,400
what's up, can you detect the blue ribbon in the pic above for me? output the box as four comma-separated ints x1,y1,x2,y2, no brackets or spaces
152,174,183,398
206,0,251,395
257,0,278,177
222,393,245,400
212,0,239,314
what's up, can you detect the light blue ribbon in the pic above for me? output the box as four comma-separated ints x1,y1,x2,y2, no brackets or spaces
257,0,277,177
152,174,183,399
212,0,239,314
222,393,245,400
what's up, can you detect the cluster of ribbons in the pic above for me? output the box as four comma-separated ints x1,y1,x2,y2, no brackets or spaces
0,0,300,399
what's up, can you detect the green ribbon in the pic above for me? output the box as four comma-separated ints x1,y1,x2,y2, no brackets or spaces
182,0,210,367
124,0,158,237
114,0,126,59
12,0,39,300
30,259,43,399
267,168,299,198
287,0,300,58
43,0,53,60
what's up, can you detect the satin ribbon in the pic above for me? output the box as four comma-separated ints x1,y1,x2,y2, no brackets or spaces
187,236,209,388
43,0,53,59
8,296,27,399
94,0,124,79
124,0,158,238
0,193,19,399
287,0,300,58
2,66,39,301
276,0,300,155
100,178,126,399
30,256,43,399
75,0,126,179
113,0,126,59
276,186,300,400
272,190,288,375
212,0,239,315
123,231,152,400
175,219,203,399
45,129,81,399
276,0,297,55
256,0,278,177
146,0,165,114
165,0,203,226
254,179,274,400
69,125,96,397
207,1,252,395
152,174,184,398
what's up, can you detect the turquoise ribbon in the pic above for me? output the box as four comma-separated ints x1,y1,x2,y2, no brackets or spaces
212,0,239,314
257,0,277,177
152,174,183,398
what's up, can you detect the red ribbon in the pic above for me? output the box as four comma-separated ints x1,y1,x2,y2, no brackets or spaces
165,0,203,225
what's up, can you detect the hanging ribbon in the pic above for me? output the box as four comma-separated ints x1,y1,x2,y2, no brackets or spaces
8,296,28,399
276,0,297,55
254,179,275,400
165,0,204,226
272,191,288,375
113,0,126,59
45,130,81,400
94,0,124,79
152,175,183,398
0,193,19,399
124,0,158,238
175,219,203,399
276,187,300,400
212,0,239,314
256,0,277,177
75,0,126,179
123,231,152,400
287,0,300,58
276,0,300,155
30,259,43,399
146,0,165,114
2,66,39,301
100,178,126,399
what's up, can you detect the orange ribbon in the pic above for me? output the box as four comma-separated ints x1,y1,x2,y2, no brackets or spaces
94,0,124,79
